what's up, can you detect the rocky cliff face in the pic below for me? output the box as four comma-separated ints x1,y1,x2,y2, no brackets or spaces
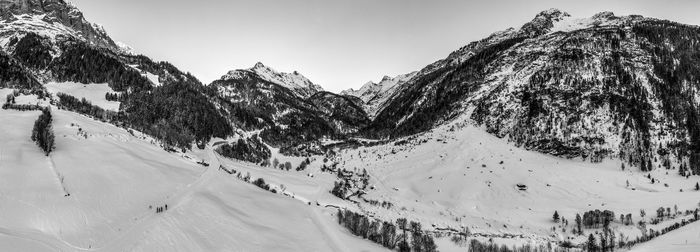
366,9,700,174
0,0,117,51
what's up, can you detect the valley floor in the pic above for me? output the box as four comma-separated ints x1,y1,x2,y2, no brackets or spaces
2,87,700,251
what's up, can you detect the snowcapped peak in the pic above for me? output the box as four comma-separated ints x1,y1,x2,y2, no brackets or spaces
115,41,135,55
342,71,418,118
222,62,324,98
520,8,571,36
0,0,119,51
548,11,635,34
252,61,267,69
592,11,616,20
536,8,570,19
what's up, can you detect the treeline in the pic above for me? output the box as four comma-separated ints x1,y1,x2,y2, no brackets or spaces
2,89,46,111
216,135,271,164
105,92,126,102
56,93,120,122
337,209,437,252
604,210,699,250
467,239,571,252
31,107,55,155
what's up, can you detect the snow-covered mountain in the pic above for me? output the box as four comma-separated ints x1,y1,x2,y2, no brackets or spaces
341,72,416,118
366,9,700,175
2,2,700,251
0,0,118,51
212,65,369,156
222,62,324,98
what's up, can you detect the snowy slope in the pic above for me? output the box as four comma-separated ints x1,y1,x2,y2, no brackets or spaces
332,113,700,248
631,221,700,252
222,62,324,98
0,99,383,251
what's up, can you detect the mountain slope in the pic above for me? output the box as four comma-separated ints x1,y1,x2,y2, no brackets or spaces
366,9,700,174
212,66,369,156
0,0,233,150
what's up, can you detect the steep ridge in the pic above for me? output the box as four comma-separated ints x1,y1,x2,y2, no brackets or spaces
341,72,417,118
366,9,700,173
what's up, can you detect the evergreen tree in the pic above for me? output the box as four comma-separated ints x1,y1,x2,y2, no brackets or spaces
553,210,560,223
396,218,409,252
410,221,423,252
576,213,583,235
588,234,598,252
31,107,55,155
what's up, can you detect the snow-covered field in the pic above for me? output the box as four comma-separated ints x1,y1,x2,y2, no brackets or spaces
0,97,382,251
45,82,121,111
207,112,700,251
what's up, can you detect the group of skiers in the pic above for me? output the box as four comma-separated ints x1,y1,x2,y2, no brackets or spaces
153,204,168,213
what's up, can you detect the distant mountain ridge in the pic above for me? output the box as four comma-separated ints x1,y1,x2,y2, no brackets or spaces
222,62,324,98
341,72,416,119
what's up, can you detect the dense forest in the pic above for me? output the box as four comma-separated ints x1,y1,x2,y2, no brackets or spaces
50,40,152,92
216,135,271,164
123,81,232,150
0,52,41,89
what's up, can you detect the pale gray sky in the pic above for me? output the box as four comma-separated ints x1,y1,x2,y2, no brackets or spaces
71,0,700,92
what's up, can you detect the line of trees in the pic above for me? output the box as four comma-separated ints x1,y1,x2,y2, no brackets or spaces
467,239,570,252
105,92,126,102
56,93,120,122
337,209,436,252
31,107,55,155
